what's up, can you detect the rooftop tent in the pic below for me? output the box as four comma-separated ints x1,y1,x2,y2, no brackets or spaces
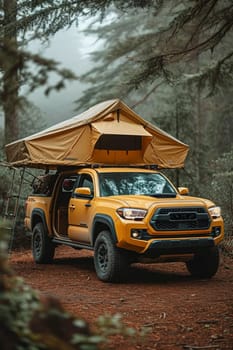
5,99,189,169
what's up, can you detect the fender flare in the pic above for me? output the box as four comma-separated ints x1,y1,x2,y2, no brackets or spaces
31,208,49,234
91,214,118,246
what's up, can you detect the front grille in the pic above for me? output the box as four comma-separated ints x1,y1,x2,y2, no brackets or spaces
150,207,211,231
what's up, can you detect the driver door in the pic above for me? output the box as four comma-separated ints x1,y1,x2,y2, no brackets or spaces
68,173,94,243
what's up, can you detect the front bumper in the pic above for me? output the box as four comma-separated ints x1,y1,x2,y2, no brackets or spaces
142,237,215,258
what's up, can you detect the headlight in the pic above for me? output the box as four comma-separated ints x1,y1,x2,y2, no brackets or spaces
117,208,147,220
208,206,221,219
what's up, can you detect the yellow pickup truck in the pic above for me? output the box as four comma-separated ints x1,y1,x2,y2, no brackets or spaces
5,99,224,282
25,166,224,282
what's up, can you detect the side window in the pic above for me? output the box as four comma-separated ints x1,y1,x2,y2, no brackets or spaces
32,173,58,195
78,174,94,195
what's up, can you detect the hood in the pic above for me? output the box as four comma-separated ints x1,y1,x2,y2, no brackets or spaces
101,194,214,211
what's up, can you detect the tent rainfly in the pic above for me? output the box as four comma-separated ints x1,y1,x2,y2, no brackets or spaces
5,99,189,169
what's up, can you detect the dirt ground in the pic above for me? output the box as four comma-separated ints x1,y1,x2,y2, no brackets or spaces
10,246,233,350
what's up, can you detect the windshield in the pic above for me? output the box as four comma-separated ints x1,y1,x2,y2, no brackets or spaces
99,172,176,197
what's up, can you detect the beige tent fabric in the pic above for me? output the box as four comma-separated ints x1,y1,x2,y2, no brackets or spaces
91,119,152,136
5,99,189,168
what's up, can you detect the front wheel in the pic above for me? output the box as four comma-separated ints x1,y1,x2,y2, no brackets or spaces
94,230,129,282
32,222,55,263
186,246,220,278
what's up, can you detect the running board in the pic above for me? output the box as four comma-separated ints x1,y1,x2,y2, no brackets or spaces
52,238,93,251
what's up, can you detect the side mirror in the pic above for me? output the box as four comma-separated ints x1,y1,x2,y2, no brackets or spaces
178,187,189,195
74,187,93,198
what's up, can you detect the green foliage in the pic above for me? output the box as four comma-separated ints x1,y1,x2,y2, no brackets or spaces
0,40,77,103
207,150,233,237
0,221,40,349
76,0,233,109
17,99,47,138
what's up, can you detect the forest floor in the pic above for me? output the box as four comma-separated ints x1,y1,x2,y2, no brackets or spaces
10,246,233,350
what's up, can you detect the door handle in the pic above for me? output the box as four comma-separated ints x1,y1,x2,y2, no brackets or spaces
69,204,75,210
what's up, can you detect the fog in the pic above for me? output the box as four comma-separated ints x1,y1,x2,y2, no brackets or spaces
0,18,105,131
28,21,97,126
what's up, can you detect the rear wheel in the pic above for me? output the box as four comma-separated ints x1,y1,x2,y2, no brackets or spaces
94,230,129,282
32,222,55,263
186,246,220,278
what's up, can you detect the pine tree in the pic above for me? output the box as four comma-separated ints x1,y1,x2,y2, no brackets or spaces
1,0,19,143
76,1,233,107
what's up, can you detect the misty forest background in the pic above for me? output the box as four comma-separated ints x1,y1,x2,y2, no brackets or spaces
0,1,233,349
0,0,232,245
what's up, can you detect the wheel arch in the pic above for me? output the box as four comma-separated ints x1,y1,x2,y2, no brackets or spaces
91,214,118,246
31,209,48,233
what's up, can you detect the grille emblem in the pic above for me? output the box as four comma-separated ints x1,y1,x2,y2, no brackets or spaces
170,212,197,221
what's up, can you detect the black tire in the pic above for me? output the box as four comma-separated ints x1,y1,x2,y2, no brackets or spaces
32,222,55,263
94,230,129,282
186,246,220,278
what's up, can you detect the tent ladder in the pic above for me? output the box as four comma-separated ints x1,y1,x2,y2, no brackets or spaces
1,166,25,252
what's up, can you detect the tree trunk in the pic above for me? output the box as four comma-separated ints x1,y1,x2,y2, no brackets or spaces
195,75,201,185
2,0,19,144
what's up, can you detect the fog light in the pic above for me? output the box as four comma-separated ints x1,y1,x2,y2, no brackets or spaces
131,230,141,239
130,229,151,240
211,226,221,237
